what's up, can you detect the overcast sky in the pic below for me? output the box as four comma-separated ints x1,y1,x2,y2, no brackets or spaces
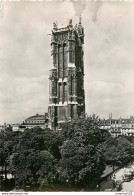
1,1,134,124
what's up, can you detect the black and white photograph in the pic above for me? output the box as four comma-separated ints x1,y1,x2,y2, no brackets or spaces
1,0,134,192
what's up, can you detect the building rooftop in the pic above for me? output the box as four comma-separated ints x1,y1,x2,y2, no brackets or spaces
101,116,134,126
25,114,45,121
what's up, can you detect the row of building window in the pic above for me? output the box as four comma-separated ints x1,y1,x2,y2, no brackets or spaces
26,120,45,124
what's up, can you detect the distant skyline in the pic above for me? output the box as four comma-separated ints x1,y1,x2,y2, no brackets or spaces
1,1,134,124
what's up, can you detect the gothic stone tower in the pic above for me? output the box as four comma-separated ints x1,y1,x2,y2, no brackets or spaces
48,17,85,130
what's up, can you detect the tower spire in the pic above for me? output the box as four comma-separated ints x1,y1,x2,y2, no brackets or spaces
79,15,82,24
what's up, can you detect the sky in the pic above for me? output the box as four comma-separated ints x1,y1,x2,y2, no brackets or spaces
1,1,134,124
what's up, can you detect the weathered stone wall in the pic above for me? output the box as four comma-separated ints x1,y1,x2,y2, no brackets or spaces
48,19,85,129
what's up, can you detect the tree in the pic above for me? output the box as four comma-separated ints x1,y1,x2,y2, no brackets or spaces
62,114,110,145
12,150,57,189
99,135,134,167
11,127,62,189
0,130,22,181
17,127,62,159
59,114,110,189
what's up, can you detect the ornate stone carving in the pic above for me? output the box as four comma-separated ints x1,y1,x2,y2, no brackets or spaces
53,22,57,29
49,19,85,130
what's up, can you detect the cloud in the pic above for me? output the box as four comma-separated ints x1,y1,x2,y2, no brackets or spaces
90,2,103,22
71,0,86,17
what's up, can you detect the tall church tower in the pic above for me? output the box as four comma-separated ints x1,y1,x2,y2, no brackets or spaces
48,17,85,130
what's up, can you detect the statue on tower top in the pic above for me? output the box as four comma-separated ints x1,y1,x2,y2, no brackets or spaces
69,19,72,25
53,22,57,30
